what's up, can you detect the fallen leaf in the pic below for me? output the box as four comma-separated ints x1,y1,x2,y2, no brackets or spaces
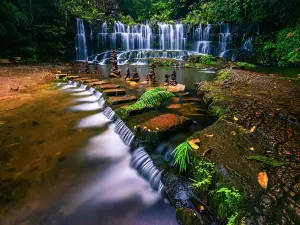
148,129,151,132
231,131,236,136
200,206,205,211
0,121,5,125
202,148,212,157
257,172,268,189
204,134,214,138
250,126,256,133
156,127,160,131
134,126,137,129
249,147,255,151
188,139,200,150
290,192,295,197
233,116,239,121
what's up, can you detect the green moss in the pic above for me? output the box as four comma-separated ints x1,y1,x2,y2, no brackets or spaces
210,106,227,119
227,212,238,225
149,58,175,67
247,155,286,167
188,55,217,65
115,88,174,119
216,69,231,81
236,62,256,69
191,158,216,190
172,141,193,172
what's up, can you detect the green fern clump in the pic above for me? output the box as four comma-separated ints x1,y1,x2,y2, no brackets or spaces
116,88,175,118
211,185,243,223
172,141,193,172
191,158,216,190
247,155,286,167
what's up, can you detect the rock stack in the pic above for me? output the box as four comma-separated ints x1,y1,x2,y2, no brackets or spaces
132,67,140,82
109,50,121,78
124,68,131,81
169,70,178,86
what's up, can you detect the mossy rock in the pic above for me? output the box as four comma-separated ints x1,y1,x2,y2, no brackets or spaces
176,208,202,225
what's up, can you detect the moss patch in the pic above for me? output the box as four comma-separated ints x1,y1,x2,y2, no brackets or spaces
247,155,286,167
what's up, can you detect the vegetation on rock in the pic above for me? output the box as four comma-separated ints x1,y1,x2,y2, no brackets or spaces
172,141,193,172
247,155,286,167
191,158,216,190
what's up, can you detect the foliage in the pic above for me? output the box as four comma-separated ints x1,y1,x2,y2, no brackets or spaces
210,106,227,119
216,69,230,81
235,62,256,69
119,14,136,26
172,141,193,172
191,158,216,190
211,185,243,222
227,212,238,225
115,88,174,118
188,55,217,65
247,156,286,167
149,58,175,66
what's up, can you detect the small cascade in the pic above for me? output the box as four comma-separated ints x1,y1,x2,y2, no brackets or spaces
194,24,213,54
115,118,135,147
219,23,232,57
131,147,164,192
158,23,186,50
103,106,117,121
75,18,88,60
242,36,253,52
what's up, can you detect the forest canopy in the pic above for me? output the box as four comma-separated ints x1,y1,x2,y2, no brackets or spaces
0,0,299,65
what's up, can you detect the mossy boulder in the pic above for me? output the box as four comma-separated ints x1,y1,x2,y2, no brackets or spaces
176,208,202,225
134,113,192,148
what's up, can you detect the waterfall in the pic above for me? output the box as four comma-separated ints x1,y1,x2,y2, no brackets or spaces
194,24,212,54
131,147,164,192
75,18,88,60
115,118,135,147
242,37,253,52
103,106,117,121
219,23,232,57
158,23,185,50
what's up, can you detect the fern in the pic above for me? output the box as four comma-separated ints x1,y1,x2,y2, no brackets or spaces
116,88,175,118
172,141,193,172
191,158,216,190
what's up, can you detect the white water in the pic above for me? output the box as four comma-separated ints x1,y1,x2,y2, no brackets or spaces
242,36,253,52
219,23,232,57
75,18,88,60
194,24,213,54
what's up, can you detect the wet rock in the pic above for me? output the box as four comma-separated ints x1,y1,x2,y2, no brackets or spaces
107,95,137,105
81,79,101,84
103,88,126,96
96,83,120,90
176,208,203,225
66,75,80,80
166,84,186,93
89,80,110,86
135,113,192,147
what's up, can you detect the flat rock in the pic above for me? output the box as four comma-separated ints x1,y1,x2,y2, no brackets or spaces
66,76,81,80
97,84,120,90
72,77,90,81
81,79,100,84
89,80,110,86
107,95,137,105
54,74,67,79
135,113,192,147
103,88,126,96
166,84,186,93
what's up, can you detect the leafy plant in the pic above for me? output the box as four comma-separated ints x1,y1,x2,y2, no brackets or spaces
236,62,256,69
215,69,230,81
191,158,216,190
227,212,238,225
172,141,193,172
247,155,286,167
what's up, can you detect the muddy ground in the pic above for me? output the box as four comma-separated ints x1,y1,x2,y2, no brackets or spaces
197,69,300,224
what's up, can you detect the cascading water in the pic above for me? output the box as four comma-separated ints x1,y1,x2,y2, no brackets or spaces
115,118,135,147
131,147,164,192
75,18,88,60
193,24,213,54
158,23,186,50
219,23,232,57
103,106,117,121
242,37,253,52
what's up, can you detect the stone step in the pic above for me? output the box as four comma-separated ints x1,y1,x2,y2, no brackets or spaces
72,77,90,81
81,79,101,84
107,95,137,105
89,80,110,87
103,88,126,96
96,84,120,90
66,76,81,80
54,74,67,79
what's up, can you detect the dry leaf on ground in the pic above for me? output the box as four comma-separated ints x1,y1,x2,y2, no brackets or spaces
258,172,268,189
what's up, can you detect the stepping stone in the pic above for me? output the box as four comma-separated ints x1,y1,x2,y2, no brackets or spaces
96,84,120,90
107,95,137,105
81,79,100,84
54,74,67,79
73,77,90,81
66,76,81,80
89,80,110,86
103,88,126,96
166,84,186,93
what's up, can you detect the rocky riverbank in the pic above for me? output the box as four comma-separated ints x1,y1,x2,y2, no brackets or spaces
189,69,300,224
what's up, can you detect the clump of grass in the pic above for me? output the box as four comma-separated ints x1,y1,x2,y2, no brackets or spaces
247,155,286,167
236,62,256,69
115,88,174,118
191,158,216,190
172,141,193,172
